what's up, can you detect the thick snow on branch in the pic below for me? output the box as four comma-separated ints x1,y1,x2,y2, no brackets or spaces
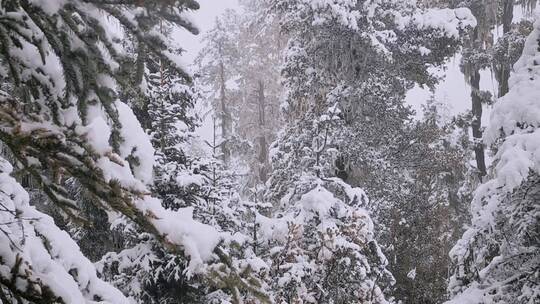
79,100,221,272
281,0,475,56
484,17,540,192
404,8,477,38
0,157,129,303
447,15,540,304
0,0,221,273
256,176,389,303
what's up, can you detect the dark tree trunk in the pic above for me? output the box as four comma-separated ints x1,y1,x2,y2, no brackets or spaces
498,0,514,97
498,67,511,97
502,0,514,34
470,71,487,179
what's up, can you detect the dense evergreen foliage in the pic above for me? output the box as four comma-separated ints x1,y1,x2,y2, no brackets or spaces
0,0,538,303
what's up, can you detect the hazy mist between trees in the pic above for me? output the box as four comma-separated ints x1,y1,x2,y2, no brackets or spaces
0,0,538,304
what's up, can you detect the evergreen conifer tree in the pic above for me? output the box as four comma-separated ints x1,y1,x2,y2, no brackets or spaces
447,16,540,304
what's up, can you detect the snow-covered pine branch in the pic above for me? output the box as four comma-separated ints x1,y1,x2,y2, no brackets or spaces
447,15,540,304
0,156,130,303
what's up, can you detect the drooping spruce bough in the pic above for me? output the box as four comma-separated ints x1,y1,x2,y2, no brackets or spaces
0,1,268,302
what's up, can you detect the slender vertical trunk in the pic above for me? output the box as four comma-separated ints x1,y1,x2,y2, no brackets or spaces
219,57,230,167
498,65,511,97
212,116,218,212
159,20,166,152
498,0,514,97
502,0,514,35
252,194,258,255
257,80,268,182
470,71,487,179
464,11,490,180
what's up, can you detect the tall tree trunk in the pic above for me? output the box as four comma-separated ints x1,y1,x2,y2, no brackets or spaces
219,58,230,167
470,71,487,179
498,65,511,97
257,80,268,183
502,0,514,35
498,0,514,97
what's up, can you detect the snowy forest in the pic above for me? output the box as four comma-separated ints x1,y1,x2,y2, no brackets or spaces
0,0,538,303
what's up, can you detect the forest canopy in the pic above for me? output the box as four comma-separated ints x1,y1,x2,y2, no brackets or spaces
0,0,538,303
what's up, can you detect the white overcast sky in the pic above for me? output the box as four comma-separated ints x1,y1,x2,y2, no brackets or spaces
177,2,529,150
177,0,506,118
175,0,240,145
176,0,240,67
